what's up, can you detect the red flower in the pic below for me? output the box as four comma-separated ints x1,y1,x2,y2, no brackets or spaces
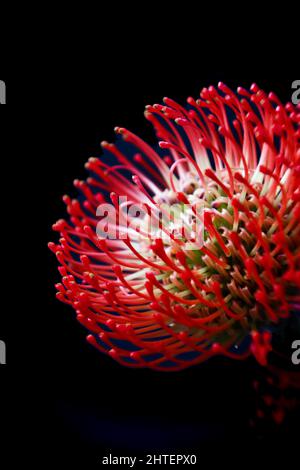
49,83,300,370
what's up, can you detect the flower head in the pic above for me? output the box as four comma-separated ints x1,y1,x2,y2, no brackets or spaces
49,83,300,370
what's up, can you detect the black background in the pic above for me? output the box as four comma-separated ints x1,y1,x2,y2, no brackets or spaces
0,46,299,467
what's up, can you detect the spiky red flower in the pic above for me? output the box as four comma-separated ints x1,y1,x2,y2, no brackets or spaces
49,83,300,370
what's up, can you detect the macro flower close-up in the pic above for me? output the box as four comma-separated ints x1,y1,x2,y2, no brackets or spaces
49,83,300,371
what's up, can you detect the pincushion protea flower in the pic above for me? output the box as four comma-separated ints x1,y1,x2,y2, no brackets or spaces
49,83,300,371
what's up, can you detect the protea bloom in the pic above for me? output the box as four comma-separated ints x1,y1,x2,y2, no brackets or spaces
49,83,300,371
